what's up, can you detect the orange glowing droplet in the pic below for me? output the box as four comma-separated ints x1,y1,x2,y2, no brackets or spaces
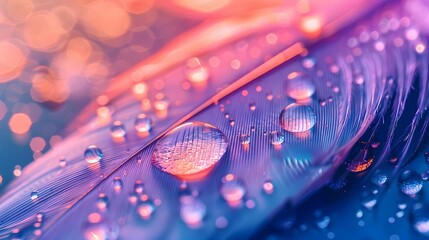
9,113,32,134
23,11,66,51
133,83,148,98
82,1,131,40
0,40,27,83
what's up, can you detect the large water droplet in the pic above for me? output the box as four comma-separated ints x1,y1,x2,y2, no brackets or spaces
279,103,316,132
134,114,152,133
110,121,126,138
411,203,429,236
398,170,423,196
151,122,228,178
180,198,206,228
285,75,316,100
84,145,103,164
220,174,246,206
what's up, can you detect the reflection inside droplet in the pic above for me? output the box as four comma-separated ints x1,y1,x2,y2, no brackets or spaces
84,145,103,164
151,122,228,179
279,103,316,133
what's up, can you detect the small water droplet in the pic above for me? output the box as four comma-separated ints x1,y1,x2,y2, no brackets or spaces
180,198,206,228
82,221,119,240
220,175,246,206
398,170,423,196
263,180,274,194
240,134,250,145
316,216,331,229
137,200,155,220
186,57,209,85
249,103,256,111
362,196,377,209
134,181,144,194
347,150,373,173
59,158,66,167
110,121,126,138
30,191,38,201
135,114,152,133
151,122,228,178
96,194,109,211
229,119,235,127
113,177,122,192
356,209,363,218
270,131,284,145
355,75,364,85
266,92,273,101
36,212,44,222
84,145,103,164
371,170,388,186
302,57,316,68
285,75,315,100
279,103,316,132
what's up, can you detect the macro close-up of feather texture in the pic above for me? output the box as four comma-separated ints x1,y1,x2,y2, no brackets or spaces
1,0,429,239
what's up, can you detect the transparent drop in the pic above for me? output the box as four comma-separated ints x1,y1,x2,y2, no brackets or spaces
371,170,388,186
151,122,228,177
285,76,316,100
186,57,209,85
84,145,103,164
110,121,126,138
240,134,250,145
263,180,274,194
82,221,119,240
398,170,423,196
249,103,256,111
270,131,284,145
316,216,331,229
361,196,377,209
220,175,246,205
58,158,67,167
180,198,206,228
113,177,123,192
279,103,316,132
411,203,429,236
30,191,38,201
96,194,109,211
134,114,152,133
302,57,316,68
137,200,155,220
134,181,144,195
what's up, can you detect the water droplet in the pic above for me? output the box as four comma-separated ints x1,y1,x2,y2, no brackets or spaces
135,114,152,133
347,149,373,173
285,76,315,100
249,103,256,111
263,180,274,194
134,181,144,194
186,57,209,85
270,131,284,145
302,58,316,68
59,158,67,167
36,212,44,222
355,75,364,85
84,145,103,164
220,175,246,206
180,198,206,228
151,122,228,178
266,92,273,101
371,170,388,186
30,191,38,201
110,121,126,138
113,177,122,192
356,209,363,218
316,216,331,229
411,203,429,236
137,200,155,220
279,103,316,132
362,196,377,209
82,221,119,240
96,194,109,211
240,134,250,145
398,170,423,196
